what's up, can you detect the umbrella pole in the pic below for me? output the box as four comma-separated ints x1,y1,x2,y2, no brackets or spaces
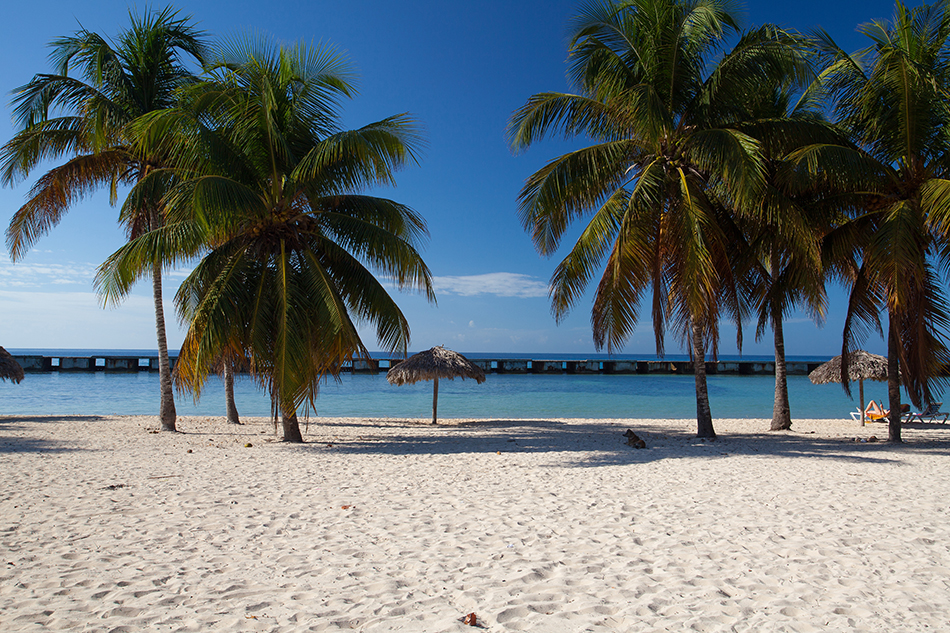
432,377,439,424
859,379,865,426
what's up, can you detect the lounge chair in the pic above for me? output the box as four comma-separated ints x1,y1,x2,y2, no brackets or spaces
901,405,916,422
910,402,949,423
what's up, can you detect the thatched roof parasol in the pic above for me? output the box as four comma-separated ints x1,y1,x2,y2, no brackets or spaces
809,350,891,425
0,347,24,384
387,346,486,423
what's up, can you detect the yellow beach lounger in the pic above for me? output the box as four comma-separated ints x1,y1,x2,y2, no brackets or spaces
850,400,891,423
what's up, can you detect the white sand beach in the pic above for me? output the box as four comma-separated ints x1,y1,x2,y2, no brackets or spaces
1,414,949,632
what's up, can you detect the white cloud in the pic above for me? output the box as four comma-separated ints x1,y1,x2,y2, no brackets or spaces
0,260,98,288
0,289,187,349
0,257,194,290
165,267,194,279
433,272,549,298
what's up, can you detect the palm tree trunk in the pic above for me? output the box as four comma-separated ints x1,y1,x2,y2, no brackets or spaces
771,312,792,430
152,260,177,432
281,402,304,443
887,310,902,443
859,379,866,426
224,361,240,424
691,319,716,439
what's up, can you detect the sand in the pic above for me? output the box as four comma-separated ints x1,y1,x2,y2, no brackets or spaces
1,414,949,632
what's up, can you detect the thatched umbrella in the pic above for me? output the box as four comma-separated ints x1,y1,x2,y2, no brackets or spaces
387,346,486,423
809,350,891,425
0,347,24,384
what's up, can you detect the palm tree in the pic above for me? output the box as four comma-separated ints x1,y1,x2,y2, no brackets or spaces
803,1,950,442
217,349,245,424
731,85,845,430
1,7,206,432
223,360,240,424
96,37,435,442
508,0,814,437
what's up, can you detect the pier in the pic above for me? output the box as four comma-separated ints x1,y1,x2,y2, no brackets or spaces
9,354,823,376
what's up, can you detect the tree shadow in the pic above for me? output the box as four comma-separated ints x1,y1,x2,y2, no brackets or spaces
900,420,950,431
0,436,86,454
0,415,106,424
288,418,950,467
0,415,104,454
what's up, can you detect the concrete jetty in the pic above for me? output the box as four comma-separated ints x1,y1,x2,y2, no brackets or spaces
10,354,823,376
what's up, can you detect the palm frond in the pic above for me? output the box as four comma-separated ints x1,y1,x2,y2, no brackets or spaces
308,240,411,355
550,187,632,323
682,127,766,209
839,263,886,397
294,115,424,192
6,150,129,260
316,197,434,300
96,220,207,305
0,117,91,186
517,140,642,255
509,91,658,150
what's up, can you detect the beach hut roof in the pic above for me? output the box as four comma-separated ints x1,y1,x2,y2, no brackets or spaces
0,347,24,384
386,346,486,386
809,350,890,385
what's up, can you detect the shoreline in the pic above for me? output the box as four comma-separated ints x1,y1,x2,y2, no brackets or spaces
2,415,949,631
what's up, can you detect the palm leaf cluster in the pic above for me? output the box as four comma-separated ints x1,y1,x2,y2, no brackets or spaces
0,347,25,384
2,7,206,254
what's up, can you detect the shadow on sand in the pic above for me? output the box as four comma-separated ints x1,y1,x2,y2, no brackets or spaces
286,418,950,468
4,414,949,465
0,415,106,424
0,415,106,454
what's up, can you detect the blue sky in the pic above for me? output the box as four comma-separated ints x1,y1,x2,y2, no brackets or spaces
0,0,909,356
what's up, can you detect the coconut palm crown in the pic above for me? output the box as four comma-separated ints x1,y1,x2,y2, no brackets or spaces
509,0,816,437
96,37,435,442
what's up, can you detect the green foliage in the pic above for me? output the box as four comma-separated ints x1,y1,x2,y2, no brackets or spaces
96,37,434,426
807,0,950,410
1,6,208,432
1,6,208,257
509,0,815,356
509,0,821,435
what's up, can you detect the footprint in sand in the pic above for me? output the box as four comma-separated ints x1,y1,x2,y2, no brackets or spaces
496,606,530,623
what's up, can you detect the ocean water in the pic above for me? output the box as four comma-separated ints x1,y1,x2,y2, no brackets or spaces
0,350,904,420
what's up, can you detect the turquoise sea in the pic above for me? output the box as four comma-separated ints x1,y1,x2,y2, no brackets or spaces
0,349,911,420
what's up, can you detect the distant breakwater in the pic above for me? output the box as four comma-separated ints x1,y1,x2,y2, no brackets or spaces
10,354,824,376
